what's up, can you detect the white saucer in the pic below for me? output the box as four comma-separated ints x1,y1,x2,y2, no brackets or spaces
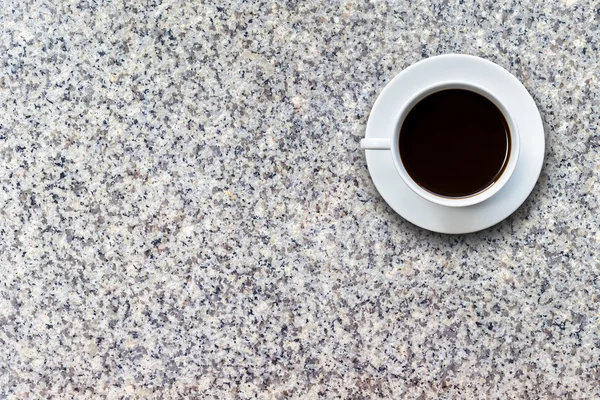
364,54,545,234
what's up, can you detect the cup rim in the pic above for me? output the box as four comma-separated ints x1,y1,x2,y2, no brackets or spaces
390,81,521,208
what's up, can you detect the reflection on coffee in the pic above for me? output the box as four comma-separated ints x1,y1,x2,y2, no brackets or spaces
399,89,511,198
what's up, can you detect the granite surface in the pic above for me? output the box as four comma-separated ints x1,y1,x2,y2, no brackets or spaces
1,0,600,398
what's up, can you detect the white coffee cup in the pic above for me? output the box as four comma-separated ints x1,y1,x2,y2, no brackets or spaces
361,82,520,208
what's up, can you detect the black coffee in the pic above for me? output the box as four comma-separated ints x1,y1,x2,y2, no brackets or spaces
399,89,510,198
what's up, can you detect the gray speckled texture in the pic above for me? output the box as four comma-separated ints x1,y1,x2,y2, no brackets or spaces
1,0,600,398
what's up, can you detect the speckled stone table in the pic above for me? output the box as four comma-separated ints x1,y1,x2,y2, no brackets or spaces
1,0,600,398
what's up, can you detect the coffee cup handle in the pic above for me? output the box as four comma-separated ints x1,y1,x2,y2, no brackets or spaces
360,138,391,150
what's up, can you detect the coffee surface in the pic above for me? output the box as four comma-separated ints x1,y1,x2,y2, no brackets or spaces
399,89,510,198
